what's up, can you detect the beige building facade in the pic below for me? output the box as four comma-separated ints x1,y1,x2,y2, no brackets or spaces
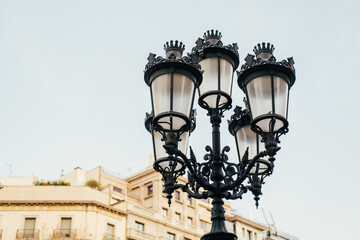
0,166,284,240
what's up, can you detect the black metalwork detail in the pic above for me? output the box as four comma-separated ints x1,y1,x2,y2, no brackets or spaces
237,43,296,76
144,33,295,240
253,42,275,56
145,52,202,71
144,39,202,73
164,40,185,53
191,30,239,59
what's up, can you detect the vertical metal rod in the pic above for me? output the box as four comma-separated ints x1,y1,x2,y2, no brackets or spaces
203,111,237,240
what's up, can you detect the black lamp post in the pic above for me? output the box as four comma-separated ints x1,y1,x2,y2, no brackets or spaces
144,30,296,240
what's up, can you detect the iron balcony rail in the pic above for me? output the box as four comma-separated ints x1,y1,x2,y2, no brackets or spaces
52,229,76,239
16,229,40,239
127,228,156,240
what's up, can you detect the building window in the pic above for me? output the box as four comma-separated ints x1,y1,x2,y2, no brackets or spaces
200,220,208,230
187,217,193,226
175,190,180,201
187,196,192,205
147,185,153,196
24,217,36,238
135,221,144,232
226,221,236,234
113,186,122,193
247,230,252,240
184,238,191,240
175,212,180,221
162,208,168,216
60,217,72,237
106,223,115,240
167,232,175,240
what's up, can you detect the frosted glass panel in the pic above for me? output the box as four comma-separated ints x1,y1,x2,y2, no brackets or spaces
153,130,167,160
246,75,289,132
273,76,289,117
246,76,272,119
172,73,195,117
199,58,218,95
254,118,284,133
219,59,233,95
201,95,227,108
199,58,234,108
235,125,269,174
151,73,194,131
152,74,171,116
236,125,257,159
153,131,189,172
153,131,189,171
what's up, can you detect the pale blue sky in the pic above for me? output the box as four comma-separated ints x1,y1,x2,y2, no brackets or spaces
0,1,359,239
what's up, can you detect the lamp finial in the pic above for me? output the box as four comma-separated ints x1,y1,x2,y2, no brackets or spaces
203,29,222,44
164,40,185,59
253,42,275,60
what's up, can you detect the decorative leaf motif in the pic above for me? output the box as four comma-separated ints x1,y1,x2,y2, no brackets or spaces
225,166,236,176
201,166,210,176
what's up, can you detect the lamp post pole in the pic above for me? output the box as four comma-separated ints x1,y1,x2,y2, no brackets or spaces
144,30,296,240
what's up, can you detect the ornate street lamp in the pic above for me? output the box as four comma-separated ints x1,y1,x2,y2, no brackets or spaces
144,30,296,240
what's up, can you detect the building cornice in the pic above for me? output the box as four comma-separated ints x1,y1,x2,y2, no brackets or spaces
227,214,267,230
0,200,127,216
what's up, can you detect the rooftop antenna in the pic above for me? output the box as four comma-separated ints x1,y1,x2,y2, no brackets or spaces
262,209,278,239
262,208,270,226
269,211,276,226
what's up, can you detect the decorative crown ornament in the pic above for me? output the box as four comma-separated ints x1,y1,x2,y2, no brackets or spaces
203,29,222,42
253,42,275,57
164,40,185,53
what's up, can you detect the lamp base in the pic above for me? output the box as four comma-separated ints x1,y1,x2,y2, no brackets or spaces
201,232,237,240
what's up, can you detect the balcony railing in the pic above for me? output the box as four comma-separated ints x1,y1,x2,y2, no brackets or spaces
103,233,120,240
16,229,40,239
127,228,156,240
52,229,76,239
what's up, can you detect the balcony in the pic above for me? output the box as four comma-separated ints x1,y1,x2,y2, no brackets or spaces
103,233,120,240
127,228,156,240
16,229,40,239
52,229,76,239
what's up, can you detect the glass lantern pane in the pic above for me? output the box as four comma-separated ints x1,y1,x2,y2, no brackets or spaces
199,58,234,108
219,58,233,96
152,74,171,117
235,125,258,159
273,76,289,118
153,131,187,172
172,73,195,117
198,58,218,96
153,130,167,161
246,75,289,132
235,125,269,174
151,73,194,132
246,75,272,119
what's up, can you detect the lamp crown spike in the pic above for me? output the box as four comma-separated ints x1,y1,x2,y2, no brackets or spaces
253,42,275,60
164,40,185,59
203,29,222,43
